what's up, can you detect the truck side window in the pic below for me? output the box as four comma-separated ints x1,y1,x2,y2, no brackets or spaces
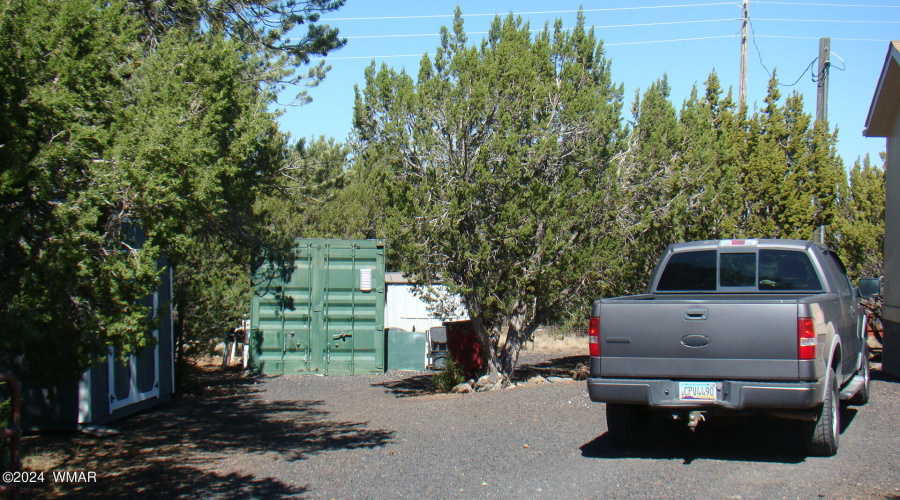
825,251,852,295
657,250,717,291
758,250,823,291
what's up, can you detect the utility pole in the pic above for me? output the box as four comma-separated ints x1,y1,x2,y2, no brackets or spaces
814,38,831,244
739,0,749,110
816,37,831,123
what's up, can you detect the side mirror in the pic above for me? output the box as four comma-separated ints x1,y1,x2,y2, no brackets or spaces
857,277,881,298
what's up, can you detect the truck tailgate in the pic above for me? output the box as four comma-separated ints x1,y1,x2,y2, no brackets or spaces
598,297,801,381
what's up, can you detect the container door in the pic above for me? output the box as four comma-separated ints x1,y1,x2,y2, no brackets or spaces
252,292,289,373
281,243,315,373
315,243,385,375
251,239,385,375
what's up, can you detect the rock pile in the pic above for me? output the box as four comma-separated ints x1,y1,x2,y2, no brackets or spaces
449,364,589,394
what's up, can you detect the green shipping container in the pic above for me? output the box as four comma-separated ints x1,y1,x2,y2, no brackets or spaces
250,239,386,375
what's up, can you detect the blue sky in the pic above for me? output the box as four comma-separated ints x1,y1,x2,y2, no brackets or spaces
277,1,899,168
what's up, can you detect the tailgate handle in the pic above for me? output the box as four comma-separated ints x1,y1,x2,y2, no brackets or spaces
683,308,708,320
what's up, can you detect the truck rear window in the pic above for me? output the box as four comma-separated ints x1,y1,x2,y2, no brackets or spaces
720,253,756,286
656,249,823,292
657,250,717,291
758,250,822,291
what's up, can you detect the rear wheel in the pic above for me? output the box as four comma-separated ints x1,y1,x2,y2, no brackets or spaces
802,367,840,456
606,403,650,449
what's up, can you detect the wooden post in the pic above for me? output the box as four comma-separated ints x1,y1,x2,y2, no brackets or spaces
816,37,831,123
739,0,749,110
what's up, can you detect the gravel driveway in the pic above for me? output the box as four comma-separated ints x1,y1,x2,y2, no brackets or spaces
21,353,900,499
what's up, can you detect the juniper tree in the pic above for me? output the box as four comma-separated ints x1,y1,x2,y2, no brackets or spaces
0,0,346,383
351,10,625,381
834,155,885,279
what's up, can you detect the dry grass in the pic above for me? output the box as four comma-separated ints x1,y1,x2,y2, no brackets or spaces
523,328,587,355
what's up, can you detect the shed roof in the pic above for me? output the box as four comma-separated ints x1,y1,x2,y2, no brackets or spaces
864,41,900,138
385,272,410,284
385,272,451,286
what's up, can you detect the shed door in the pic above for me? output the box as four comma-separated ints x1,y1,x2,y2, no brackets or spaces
109,293,160,412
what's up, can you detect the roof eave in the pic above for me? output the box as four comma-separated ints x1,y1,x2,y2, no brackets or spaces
864,41,900,138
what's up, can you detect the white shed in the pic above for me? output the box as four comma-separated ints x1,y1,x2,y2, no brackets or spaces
384,273,468,333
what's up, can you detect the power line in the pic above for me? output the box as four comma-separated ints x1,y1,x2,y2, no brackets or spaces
317,34,741,60
753,35,891,42
317,54,424,61
317,4,895,64
324,3,742,22
829,51,847,71
749,19,773,79
754,17,900,24
781,58,818,86
750,22,856,89
749,18,820,87
344,18,739,40
754,1,900,7
323,29,892,61
606,34,738,46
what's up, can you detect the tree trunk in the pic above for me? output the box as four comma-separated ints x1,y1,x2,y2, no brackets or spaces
171,263,186,376
498,301,541,383
496,301,524,377
471,315,501,377
468,300,541,386
173,302,185,369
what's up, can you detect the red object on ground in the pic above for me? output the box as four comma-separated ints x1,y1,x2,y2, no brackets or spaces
444,321,484,377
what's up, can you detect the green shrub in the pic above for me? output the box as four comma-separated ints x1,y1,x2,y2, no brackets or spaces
433,357,466,393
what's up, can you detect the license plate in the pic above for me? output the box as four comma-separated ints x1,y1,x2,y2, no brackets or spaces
679,382,717,401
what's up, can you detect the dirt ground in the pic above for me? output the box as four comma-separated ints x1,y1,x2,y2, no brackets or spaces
14,336,897,499
16,341,587,499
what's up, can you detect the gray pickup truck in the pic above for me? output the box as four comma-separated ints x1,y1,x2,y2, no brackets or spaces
587,239,872,456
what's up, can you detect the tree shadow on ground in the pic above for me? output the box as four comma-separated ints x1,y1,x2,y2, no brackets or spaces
580,413,829,465
513,355,588,382
22,366,394,499
872,367,900,383
373,374,437,398
37,466,310,499
372,354,589,397
867,347,900,384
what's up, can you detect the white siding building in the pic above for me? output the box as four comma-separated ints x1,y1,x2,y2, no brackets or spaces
384,273,468,332
864,40,900,378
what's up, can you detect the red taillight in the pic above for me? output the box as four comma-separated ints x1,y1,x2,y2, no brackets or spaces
798,317,816,360
589,317,600,357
